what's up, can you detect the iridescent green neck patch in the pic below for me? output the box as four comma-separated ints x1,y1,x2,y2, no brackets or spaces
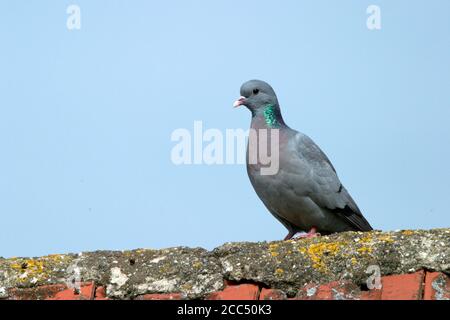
263,104,280,128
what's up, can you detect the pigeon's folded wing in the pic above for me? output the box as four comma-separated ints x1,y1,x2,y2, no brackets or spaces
291,133,373,231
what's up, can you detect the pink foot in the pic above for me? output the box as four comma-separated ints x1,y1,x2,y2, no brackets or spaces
292,227,321,240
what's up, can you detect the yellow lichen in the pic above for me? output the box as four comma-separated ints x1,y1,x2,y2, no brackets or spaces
7,254,72,284
181,283,193,291
305,242,344,271
275,268,284,275
358,235,374,244
378,235,394,243
357,246,373,254
11,259,44,273
268,243,280,258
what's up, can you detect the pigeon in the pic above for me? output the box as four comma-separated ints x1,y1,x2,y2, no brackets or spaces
234,80,373,240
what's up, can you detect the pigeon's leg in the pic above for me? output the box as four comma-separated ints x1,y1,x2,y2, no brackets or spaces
283,230,297,241
292,227,321,240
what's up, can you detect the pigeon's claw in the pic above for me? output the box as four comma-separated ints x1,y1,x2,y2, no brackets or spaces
290,227,321,241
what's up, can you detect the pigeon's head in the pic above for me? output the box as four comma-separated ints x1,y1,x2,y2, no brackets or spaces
233,80,279,112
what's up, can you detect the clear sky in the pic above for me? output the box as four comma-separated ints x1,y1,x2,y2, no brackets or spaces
1,1,449,258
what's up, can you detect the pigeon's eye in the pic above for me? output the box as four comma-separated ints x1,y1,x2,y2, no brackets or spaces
253,88,260,95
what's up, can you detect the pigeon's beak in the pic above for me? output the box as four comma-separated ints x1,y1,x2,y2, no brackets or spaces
233,96,246,108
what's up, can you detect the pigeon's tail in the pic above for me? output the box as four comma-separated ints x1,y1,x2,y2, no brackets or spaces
352,214,373,232
330,205,373,232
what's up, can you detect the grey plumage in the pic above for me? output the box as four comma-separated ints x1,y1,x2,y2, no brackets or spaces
234,80,372,239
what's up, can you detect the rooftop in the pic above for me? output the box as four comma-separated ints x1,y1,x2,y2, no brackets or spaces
1,228,449,300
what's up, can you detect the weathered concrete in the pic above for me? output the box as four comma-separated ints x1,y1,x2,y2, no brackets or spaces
1,229,449,299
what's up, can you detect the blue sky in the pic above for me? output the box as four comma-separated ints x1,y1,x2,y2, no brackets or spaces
1,1,449,258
